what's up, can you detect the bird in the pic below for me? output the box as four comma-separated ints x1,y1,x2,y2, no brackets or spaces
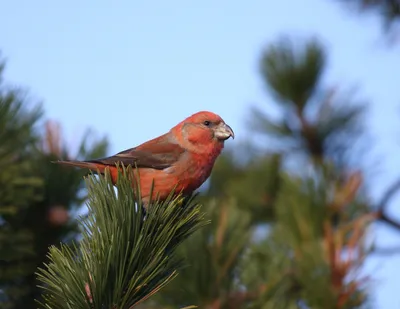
55,111,234,204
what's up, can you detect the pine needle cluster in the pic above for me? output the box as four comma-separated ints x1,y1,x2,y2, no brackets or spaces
36,166,207,309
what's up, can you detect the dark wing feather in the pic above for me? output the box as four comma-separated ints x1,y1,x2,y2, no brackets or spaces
87,137,185,170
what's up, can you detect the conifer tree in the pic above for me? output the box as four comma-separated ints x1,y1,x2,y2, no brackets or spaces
0,56,108,308
0,59,43,309
242,36,371,309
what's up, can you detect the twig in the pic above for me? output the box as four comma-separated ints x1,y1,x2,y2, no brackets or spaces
378,212,400,230
375,178,400,231
377,178,400,212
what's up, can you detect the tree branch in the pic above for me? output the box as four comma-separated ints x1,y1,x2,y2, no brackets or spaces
378,212,400,230
375,178,400,231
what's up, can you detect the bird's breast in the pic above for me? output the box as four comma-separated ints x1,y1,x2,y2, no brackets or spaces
166,149,221,193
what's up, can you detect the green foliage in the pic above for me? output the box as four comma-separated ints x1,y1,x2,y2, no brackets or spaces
37,166,207,309
157,200,252,308
251,38,366,165
207,152,282,223
239,173,369,309
0,55,109,309
0,59,44,309
260,36,326,109
0,61,43,218
34,121,108,214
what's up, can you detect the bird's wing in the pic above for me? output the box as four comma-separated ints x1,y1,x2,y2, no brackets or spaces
88,135,185,170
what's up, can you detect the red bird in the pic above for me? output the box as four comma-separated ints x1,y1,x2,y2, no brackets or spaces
56,111,234,203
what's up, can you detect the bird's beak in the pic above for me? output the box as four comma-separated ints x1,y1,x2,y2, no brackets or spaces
214,123,235,141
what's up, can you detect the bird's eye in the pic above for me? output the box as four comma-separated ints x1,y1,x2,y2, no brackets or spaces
203,120,211,126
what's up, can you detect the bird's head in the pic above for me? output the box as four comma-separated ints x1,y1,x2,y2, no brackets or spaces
180,110,234,142
171,111,235,152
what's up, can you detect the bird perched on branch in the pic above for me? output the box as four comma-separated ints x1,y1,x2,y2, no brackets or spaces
55,111,234,203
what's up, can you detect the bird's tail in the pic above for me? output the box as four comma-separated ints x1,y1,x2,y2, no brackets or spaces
53,160,106,174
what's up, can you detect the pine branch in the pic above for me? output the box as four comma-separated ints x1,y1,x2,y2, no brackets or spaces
256,37,366,166
36,165,207,309
260,36,326,109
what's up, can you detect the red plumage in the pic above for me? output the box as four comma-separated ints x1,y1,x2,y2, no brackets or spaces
56,111,234,203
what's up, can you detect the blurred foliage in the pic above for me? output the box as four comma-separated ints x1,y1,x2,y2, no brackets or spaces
241,172,370,309
0,65,44,309
335,0,400,36
149,36,373,309
0,57,108,309
251,37,366,169
206,152,282,223
156,200,252,309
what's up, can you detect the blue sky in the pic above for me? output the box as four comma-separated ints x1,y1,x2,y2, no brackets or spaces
1,1,400,307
